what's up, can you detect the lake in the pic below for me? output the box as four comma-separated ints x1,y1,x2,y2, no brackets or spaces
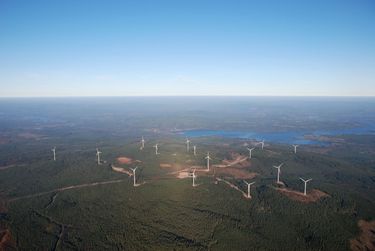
180,124,375,145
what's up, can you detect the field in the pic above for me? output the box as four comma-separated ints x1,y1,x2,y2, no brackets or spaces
0,97,374,250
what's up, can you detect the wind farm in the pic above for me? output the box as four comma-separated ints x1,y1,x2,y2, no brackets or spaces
0,97,374,251
1,0,375,250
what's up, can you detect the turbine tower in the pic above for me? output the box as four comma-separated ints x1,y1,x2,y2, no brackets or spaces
193,145,197,156
96,148,102,165
247,147,255,159
205,152,212,171
293,144,299,154
51,147,56,161
186,138,190,152
153,144,159,155
273,163,284,184
130,166,138,187
191,169,197,187
141,136,145,150
243,181,255,198
299,177,312,195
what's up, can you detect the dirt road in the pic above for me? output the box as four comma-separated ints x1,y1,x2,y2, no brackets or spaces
216,177,248,198
9,179,129,202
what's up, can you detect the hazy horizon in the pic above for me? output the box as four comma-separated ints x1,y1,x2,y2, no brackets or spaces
1,95,375,98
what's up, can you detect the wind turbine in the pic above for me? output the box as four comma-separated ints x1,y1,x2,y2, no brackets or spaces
243,181,255,198
205,152,212,171
257,140,265,150
130,166,138,187
185,138,191,152
141,136,145,150
193,145,197,156
246,147,255,159
190,169,197,187
153,144,159,155
293,144,299,154
299,177,312,196
273,163,284,184
51,147,56,161
96,148,102,165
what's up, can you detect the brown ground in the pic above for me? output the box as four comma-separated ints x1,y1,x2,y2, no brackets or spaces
160,163,173,168
350,220,375,251
165,163,185,171
159,156,255,179
214,152,250,168
176,171,191,179
0,229,16,251
215,177,248,198
160,163,207,179
215,167,257,179
0,197,16,251
276,188,328,203
161,162,204,171
117,157,133,164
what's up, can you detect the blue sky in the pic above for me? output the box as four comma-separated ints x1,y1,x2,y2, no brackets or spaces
0,0,374,97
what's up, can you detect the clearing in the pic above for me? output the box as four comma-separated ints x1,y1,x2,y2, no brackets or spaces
0,229,16,251
215,167,257,179
213,153,250,168
350,220,375,251
117,157,134,164
159,163,173,169
215,177,248,199
276,188,328,203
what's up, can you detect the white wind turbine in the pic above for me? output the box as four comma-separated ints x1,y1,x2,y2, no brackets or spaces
51,147,56,161
141,136,145,150
130,166,138,187
273,163,284,184
205,152,212,171
293,144,299,154
193,145,197,156
153,144,159,155
247,147,255,159
96,148,102,165
257,140,265,150
186,138,190,152
190,169,197,187
243,180,255,198
299,177,312,196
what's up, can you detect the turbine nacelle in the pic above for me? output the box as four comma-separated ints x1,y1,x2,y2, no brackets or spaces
205,152,212,160
273,163,284,169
